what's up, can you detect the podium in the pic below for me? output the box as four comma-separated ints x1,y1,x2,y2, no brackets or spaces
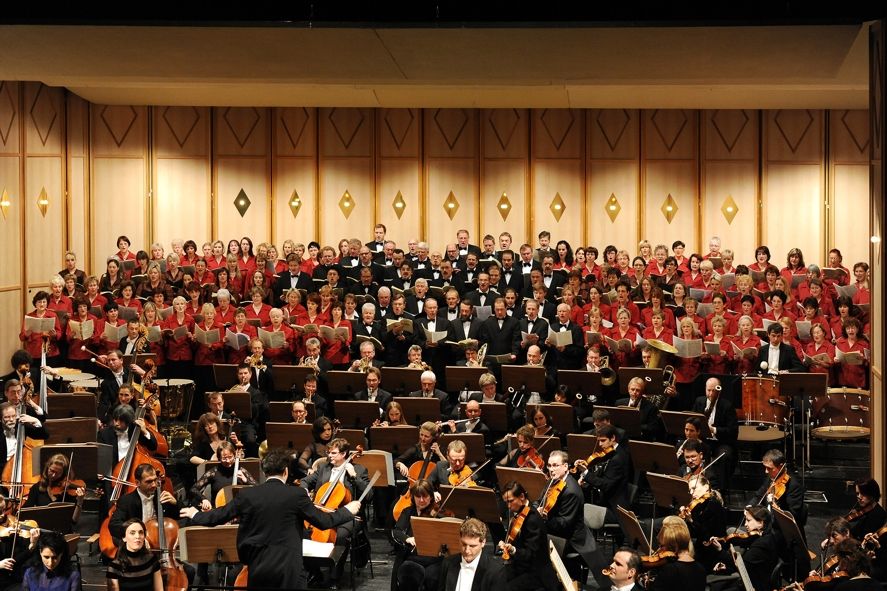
381,367,423,395
326,370,368,398
394,397,443,425
264,422,313,451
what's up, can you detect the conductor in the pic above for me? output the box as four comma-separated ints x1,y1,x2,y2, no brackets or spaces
180,448,361,590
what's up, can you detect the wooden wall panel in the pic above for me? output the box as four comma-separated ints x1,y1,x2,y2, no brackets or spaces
0,82,21,155
702,110,759,264
589,109,639,161
66,94,89,271
214,107,270,243
274,108,318,247
533,109,582,159
833,165,870,268
763,109,825,263
0,155,22,287
377,109,421,246
532,159,582,246
643,162,698,254
155,106,210,158
426,159,478,251
425,109,477,159
481,108,528,245
24,84,63,156
90,104,148,272
0,290,23,386
319,108,374,245
645,110,697,160
24,156,64,286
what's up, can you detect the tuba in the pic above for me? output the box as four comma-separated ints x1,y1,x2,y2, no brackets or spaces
599,356,617,386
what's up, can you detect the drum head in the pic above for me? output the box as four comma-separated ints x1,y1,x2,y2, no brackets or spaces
738,425,786,442
69,379,99,388
165,379,195,386
60,372,95,382
812,426,870,440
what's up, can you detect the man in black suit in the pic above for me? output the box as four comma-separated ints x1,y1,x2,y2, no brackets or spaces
405,278,432,316
539,255,566,296
449,300,482,345
347,266,380,301
497,250,523,295
97,405,159,465
438,518,505,591
3,379,48,422
464,272,497,309
350,304,385,360
544,449,606,588
96,349,135,421
515,299,549,364
118,318,143,356
455,229,482,259
246,339,275,394
409,370,453,419
0,400,49,476
615,376,662,442
547,303,585,371
691,376,738,488
222,363,271,456
353,367,392,411
756,322,805,373
109,463,178,539
479,298,519,363
607,548,645,591
348,246,385,285
273,254,313,303
580,425,630,515
311,246,343,284
413,298,452,381
498,481,559,590
383,294,414,367
182,449,360,591
517,244,541,277
365,223,387,253
427,439,472,489
430,261,465,298
441,400,492,444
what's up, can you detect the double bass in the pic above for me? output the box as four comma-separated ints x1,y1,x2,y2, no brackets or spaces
126,331,168,458
146,475,188,591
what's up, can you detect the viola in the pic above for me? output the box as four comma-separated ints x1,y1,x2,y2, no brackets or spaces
448,465,476,488
704,530,761,547
517,448,543,470
538,478,565,518
502,504,530,560
770,471,790,502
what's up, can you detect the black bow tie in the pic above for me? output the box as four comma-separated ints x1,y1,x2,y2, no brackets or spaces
544,274,552,279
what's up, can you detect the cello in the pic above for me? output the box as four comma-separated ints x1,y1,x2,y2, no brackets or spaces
98,381,172,559
146,475,188,591
214,441,245,508
391,449,436,521
304,446,364,544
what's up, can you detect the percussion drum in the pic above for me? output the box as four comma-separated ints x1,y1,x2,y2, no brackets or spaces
61,372,95,391
157,379,195,423
738,377,788,442
68,379,100,395
811,387,870,440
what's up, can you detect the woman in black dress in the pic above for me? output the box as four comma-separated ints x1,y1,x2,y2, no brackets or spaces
106,518,162,591
390,479,442,591
647,515,707,591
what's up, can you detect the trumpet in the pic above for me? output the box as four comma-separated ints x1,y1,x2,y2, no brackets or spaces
407,360,431,371
599,356,617,386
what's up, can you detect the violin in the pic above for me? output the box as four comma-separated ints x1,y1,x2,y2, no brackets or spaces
47,478,101,500
846,502,875,522
0,517,39,538
502,504,530,561
704,530,762,547
639,548,677,569
538,478,565,518
448,465,476,487
802,569,849,589
572,447,615,474
678,491,712,520
770,471,790,502
517,448,543,470
863,524,887,550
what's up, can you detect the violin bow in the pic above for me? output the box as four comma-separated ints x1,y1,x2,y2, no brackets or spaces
757,462,787,506
437,458,492,514
61,450,75,504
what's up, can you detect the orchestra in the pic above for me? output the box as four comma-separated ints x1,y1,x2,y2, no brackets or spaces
0,229,878,591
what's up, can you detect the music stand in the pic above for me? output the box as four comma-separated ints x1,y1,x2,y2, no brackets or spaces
214,391,252,421
394,397,443,425
39,443,112,482
368,426,419,457
777,372,826,399
326,371,368,398
646,472,691,509
411,516,464,557
179,524,241,563
212,364,239,389
458,402,507,433
771,504,815,561
557,369,602,400
268,401,316,423
525,403,575,436
439,433,486,465
617,367,666,398
274,366,317,391
46,394,97,418
335,401,382,429
19,504,76,534
337,428,366,451
381,367,423,395
265,422,313,450
353,450,395,487
199,459,263,483
495,466,549,501
616,506,652,555
437,485,500,522
594,405,642,438
501,365,546,394
445,366,489,393
660,410,710,439
46,418,99,444
566,434,598,462
629,441,681,475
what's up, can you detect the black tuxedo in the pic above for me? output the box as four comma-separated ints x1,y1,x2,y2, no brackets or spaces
109,488,178,539
189,478,354,590
582,444,630,511
249,358,275,395
547,321,585,370
347,281,380,301
98,367,134,423
405,295,431,316
464,289,498,309
350,319,385,358
521,297,557,322
97,422,158,463
756,343,805,373
691,396,738,447
311,263,343,285
438,550,506,591
347,263,384,285
272,271,313,303
456,244,482,258
615,396,662,441
354,387,392,411
517,260,541,276
516,316,550,363
450,317,483,343
545,474,600,574
538,273,566,299
365,239,385,253
497,266,524,293
430,274,466,298
479,315,519,358
383,313,415,366
754,471,806,527
0,421,49,475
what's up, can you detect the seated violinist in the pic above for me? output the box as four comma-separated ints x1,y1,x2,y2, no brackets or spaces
498,480,559,590
849,478,886,541
428,439,478,490
819,516,852,576
0,486,39,591
391,479,443,591
645,516,706,591
830,538,881,590
679,475,726,572
575,425,629,519
753,448,806,528
499,425,544,470
678,439,720,492
23,453,86,524
707,505,776,591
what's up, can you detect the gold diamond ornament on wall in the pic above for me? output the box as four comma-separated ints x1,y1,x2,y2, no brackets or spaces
339,190,355,219
288,190,302,219
0,188,10,220
660,193,678,224
497,192,512,221
604,193,621,222
234,188,251,217
549,193,566,222
443,191,460,220
721,195,739,224
36,187,49,218
392,191,406,219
